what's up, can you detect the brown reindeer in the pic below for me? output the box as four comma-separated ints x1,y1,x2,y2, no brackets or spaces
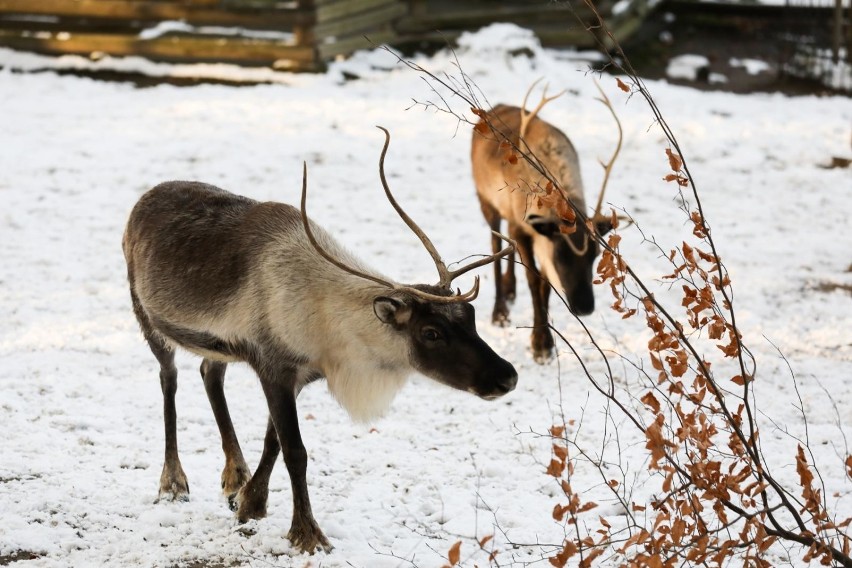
122,127,517,554
471,80,622,363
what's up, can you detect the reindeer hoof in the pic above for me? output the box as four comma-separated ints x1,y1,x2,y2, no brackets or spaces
155,484,189,503
288,517,333,554
533,350,554,365
532,330,555,364
531,340,554,364
492,306,510,327
221,460,251,496
156,463,189,503
230,484,268,522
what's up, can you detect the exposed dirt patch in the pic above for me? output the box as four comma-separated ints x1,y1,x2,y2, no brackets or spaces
819,156,852,169
168,560,241,568
0,551,41,565
813,281,852,294
0,474,41,484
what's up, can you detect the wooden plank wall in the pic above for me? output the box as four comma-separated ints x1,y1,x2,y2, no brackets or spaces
314,0,406,60
0,0,409,69
398,0,651,50
0,0,320,69
0,0,653,71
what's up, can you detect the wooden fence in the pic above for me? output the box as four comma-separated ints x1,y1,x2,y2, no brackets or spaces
0,0,651,71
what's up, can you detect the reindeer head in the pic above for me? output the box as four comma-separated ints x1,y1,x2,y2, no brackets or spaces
302,127,518,400
520,79,623,316
526,211,614,316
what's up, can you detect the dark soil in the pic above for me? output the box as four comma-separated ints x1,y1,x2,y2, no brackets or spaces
0,551,41,565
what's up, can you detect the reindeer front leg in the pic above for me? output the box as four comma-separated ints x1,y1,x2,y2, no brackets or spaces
480,199,511,325
511,227,554,363
258,369,331,554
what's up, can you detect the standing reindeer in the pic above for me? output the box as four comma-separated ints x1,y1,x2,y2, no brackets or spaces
122,127,517,554
471,80,621,363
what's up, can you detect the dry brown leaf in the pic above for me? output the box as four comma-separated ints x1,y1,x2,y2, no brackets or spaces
645,414,671,468
447,540,462,566
556,198,576,223
796,445,817,501
641,391,661,414
579,547,604,568
690,210,707,237
546,458,565,477
616,77,630,92
577,501,598,513
666,148,683,171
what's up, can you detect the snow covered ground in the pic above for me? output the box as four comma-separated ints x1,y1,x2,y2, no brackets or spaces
1,24,850,567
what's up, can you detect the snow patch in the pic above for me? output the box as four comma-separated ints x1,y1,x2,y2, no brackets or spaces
666,54,710,81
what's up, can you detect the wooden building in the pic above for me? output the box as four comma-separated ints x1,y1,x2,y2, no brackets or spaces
0,0,652,71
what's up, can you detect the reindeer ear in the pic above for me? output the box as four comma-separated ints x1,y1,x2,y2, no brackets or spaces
374,297,412,327
596,218,614,237
527,214,559,237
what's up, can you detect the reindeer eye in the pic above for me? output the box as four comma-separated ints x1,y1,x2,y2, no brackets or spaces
422,327,442,342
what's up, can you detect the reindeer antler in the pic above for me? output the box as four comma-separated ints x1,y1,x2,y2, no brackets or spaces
591,78,623,221
562,80,626,257
300,129,515,304
519,78,567,145
300,162,396,289
375,126,514,291
375,126,448,285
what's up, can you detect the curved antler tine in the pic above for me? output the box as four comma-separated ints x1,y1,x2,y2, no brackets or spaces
300,161,396,288
455,275,480,302
375,126,451,287
521,77,544,115
447,231,516,282
391,276,478,304
519,79,567,142
591,79,623,221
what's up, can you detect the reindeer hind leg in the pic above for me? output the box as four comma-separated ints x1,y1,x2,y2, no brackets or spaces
200,359,251,497
229,416,279,522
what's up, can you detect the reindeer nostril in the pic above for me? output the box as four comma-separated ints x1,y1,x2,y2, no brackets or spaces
481,360,517,399
569,293,595,317
496,368,518,394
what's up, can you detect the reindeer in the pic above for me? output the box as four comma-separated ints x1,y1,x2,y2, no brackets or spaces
471,80,622,363
122,127,517,554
